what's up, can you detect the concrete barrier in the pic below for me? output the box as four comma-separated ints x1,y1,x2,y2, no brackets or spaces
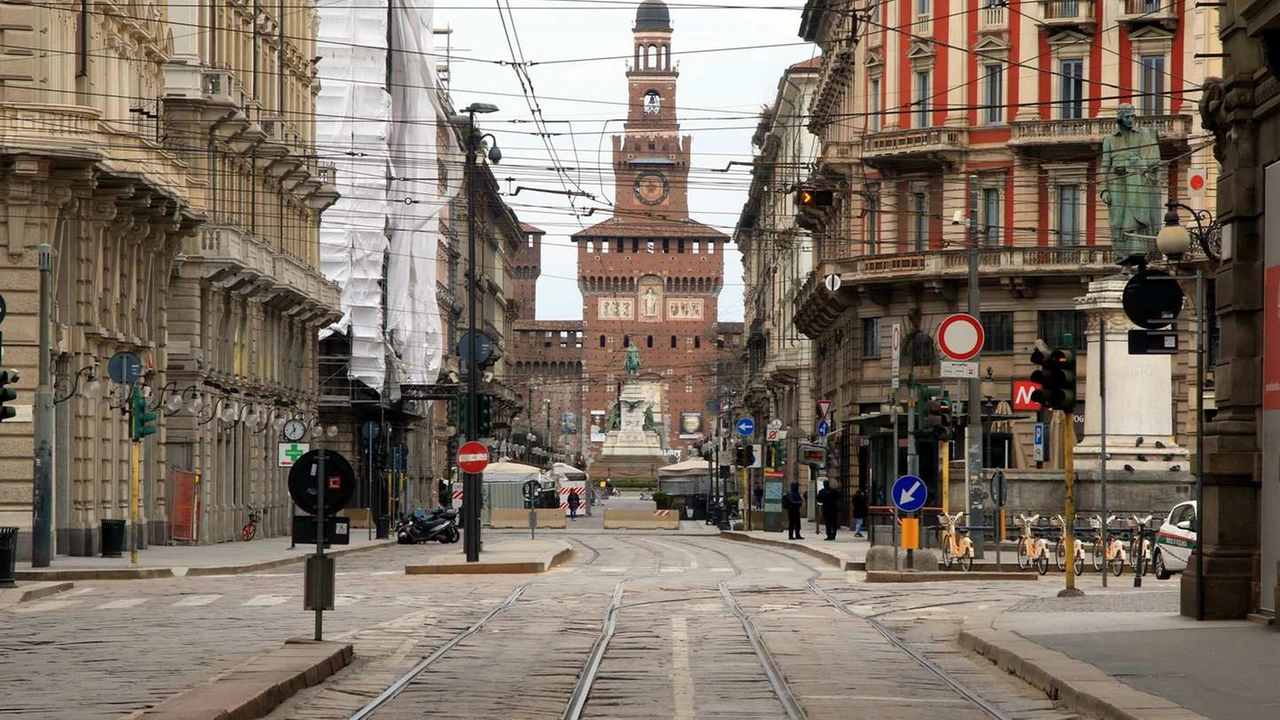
406,540,572,574
602,509,679,530
489,508,567,529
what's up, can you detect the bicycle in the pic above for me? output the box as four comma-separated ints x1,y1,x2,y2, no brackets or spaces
242,506,265,542
1014,513,1051,575
1128,514,1155,576
938,512,974,571
1089,514,1127,576
1052,514,1084,576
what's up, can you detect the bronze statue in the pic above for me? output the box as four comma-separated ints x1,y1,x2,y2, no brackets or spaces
1100,103,1162,259
643,403,655,430
624,342,642,377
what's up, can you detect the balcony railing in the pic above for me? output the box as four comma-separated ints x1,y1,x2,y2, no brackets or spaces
1042,0,1095,25
913,13,933,36
1010,113,1191,147
979,4,1007,31
863,127,967,160
1121,0,1175,21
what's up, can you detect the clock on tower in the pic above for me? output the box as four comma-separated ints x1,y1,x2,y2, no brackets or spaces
634,172,669,205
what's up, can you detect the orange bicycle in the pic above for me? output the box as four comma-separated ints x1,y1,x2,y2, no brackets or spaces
938,512,974,571
1015,512,1050,575
1089,514,1126,576
1052,514,1084,576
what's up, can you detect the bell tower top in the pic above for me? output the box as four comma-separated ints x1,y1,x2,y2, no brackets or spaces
634,0,671,31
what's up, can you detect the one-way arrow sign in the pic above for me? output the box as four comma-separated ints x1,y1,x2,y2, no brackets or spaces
892,474,927,513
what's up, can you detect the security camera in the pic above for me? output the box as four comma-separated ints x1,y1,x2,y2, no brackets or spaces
951,210,966,226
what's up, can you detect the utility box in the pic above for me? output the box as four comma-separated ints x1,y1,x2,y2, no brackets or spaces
304,554,335,611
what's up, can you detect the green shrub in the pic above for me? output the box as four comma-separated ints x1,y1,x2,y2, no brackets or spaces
652,490,671,509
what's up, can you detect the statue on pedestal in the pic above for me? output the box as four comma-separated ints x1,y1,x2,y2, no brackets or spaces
624,343,642,377
1100,103,1162,260
643,403,655,431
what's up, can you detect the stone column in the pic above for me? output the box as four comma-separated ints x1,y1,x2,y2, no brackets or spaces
1073,275,1190,472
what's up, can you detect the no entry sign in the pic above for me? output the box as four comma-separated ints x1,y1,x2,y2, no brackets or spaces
458,441,490,474
937,313,985,361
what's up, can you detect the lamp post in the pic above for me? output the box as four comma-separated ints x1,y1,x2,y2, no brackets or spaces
1156,203,1209,620
450,102,500,562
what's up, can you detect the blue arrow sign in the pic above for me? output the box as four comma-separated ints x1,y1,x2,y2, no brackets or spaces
736,417,755,437
892,474,927,513
816,420,830,438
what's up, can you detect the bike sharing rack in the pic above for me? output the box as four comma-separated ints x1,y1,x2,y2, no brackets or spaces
288,449,356,640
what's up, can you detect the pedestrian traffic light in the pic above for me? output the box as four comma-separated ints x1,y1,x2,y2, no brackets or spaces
0,368,17,422
922,389,953,441
477,394,492,437
797,188,834,207
1030,337,1078,412
130,385,157,440
773,442,786,468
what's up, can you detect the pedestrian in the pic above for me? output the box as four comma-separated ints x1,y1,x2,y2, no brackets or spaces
852,487,868,538
817,480,841,541
567,489,581,520
785,481,804,540
753,483,764,511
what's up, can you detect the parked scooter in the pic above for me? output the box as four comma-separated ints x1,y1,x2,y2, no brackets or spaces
397,507,461,544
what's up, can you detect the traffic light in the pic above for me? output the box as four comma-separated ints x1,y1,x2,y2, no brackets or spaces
458,394,468,435
797,188,834,208
735,443,756,468
477,394,493,437
0,368,17,422
130,385,157,440
1030,337,1078,412
921,388,953,441
772,441,786,468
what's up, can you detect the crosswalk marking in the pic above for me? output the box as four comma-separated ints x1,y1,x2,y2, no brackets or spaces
709,567,734,573
243,594,290,606
765,567,794,573
598,567,628,574
172,595,221,607
335,594,363,607
95,598,149,610
660,567,685,574
14,600,83,613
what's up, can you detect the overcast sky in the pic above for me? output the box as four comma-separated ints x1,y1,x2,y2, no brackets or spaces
435,0,818,323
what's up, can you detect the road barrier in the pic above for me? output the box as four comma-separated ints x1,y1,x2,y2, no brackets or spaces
489,509,567,529
603,508,679,530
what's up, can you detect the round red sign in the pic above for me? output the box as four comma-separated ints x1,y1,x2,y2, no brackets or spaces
457,441,490,474
937,313,985,361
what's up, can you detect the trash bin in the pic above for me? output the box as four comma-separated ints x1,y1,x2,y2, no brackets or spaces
100,519,126,558
375,515,390,540
0,527,17,588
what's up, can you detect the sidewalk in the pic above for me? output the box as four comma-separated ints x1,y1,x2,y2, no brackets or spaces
15,534,395,581
962,584,1280,720
722,529,870,569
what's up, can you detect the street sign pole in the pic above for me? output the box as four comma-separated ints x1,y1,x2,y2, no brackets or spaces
314,449,326,641
966,174,985,560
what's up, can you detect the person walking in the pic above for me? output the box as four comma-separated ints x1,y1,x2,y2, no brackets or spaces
567,489,581,521
753,483,764,511
785,481,804,540
852,487,868,538
817,480,841,541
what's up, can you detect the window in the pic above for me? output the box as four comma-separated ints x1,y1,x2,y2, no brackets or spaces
869,77,881,132
866,196,880,254
601,240,609,254
915,70,931,127
1056,185,1082,246
862,317,882,358
915,0,930,13
983,64,1003,124
1139,55,1166,115
708,241,715,255
671,335,677,348
983,312,1014,352
616,239,624,253
632,239,639,253
692,241,700,254
623,335,630,347
1037,310,1087,350
662,239,670,253
1059,59,1084,119
694,336,701,349
912,191,928,251
646,335,653,348
981,187,1001,246
677,240,685,254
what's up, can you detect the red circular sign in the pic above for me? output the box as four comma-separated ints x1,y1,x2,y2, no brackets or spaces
1189,173,1206,191
937,313,985,361
457,441,490,474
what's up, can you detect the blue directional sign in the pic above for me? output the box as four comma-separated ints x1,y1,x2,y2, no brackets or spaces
735,417,755,437
892,474,927,513
816,420,830,438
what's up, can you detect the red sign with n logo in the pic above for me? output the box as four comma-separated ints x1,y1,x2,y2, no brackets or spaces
1012,380,1042,411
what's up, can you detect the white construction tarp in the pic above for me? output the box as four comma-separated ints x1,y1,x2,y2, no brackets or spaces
316,0,459,393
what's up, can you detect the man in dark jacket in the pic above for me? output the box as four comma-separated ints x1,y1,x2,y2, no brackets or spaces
567,490,581,520
784,481,804,539
817,480,841,540
852,487,869,538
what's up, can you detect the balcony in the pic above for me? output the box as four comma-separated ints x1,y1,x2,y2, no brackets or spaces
1040,0,1096,31
201,68,247,109
978,4,1007,32
1009,113,1192,157
793,246,1117,338
861,126,967,170
186,224,340,317
1118,0,1177,28
912,13,933,37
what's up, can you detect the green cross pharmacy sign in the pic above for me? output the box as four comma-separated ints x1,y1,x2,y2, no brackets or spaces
277,442,311,468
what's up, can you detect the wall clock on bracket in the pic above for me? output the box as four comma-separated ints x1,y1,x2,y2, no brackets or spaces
634,171,669,206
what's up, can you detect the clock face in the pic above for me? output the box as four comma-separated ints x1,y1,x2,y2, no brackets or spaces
283,418,307,442
635,172,669,206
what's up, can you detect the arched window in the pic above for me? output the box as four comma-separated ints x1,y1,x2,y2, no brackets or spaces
694,336,702,349
623,335,630,347
647,335,653,348
670,335,677,348
599,335,606,348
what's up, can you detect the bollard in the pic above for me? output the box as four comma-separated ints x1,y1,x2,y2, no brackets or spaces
0,527,18,588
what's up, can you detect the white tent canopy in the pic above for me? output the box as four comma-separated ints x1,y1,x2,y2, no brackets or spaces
657,458,713,479
481,461,543,484
549,462,588,480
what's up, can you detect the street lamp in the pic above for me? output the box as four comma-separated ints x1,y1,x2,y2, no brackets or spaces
449,101,502,563
53,363,100,405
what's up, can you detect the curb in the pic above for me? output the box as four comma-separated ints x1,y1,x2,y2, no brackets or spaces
959,626,1209,720
720,531,851,569
0,580,75,609
406,543,573,575
866,570,1039,583
131,638,354,719
16,540,396,582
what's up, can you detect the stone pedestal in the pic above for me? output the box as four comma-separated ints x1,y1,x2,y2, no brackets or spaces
601,379,664,459
1074,275,1190,472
